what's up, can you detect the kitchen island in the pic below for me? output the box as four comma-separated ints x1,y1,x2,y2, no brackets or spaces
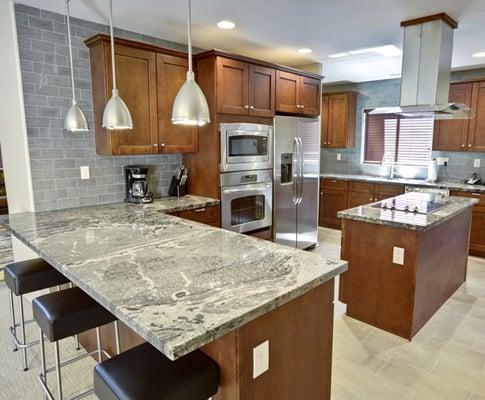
338,192,477,339
3,195,346,400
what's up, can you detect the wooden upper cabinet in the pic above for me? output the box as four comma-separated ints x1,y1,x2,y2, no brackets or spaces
216,58,249,115
275,71,321,116
157,54,198,153
299,76,321,116
85,34,198,155
248,64,275,117
469,81,485,152
433,83,472,151
321,91,357,148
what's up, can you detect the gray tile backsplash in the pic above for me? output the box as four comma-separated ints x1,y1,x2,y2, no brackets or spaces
321,68,485,182
14,3,201,211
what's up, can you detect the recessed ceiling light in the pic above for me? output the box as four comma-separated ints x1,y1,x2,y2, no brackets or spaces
472,51,485,58
298,48,312,54
217,20,235,30
328,52,349,58
328,45,401,59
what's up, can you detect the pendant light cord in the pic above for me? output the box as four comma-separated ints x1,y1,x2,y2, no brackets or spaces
65,0,76,104
109,0,117,91
187,0,194,79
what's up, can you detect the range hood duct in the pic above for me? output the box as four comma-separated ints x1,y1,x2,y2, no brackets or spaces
370,13,474,120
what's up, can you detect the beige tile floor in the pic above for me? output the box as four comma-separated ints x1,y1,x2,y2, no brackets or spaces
0,228,484,399
316,227,485,400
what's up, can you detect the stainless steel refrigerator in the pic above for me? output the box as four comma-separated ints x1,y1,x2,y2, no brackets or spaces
274,116,320,249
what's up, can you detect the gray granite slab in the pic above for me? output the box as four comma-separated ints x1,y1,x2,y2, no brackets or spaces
3,196,346,360
320,173,485,193
338,193,478,231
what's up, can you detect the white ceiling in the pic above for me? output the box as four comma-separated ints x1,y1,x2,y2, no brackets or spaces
17,0,485,83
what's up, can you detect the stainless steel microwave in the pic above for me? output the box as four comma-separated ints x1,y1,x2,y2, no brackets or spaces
220,123,273,172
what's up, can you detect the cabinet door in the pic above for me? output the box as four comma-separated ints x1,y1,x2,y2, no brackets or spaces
324,93,348,148
468,81,485,152
111,44,158,154
433,83,472,151
248,64,275,117
375,183,404,199
216,58,249,115
275,71,300,114
157,54,198,153
348,191,375,208
299,76,321,116
319,189,348,229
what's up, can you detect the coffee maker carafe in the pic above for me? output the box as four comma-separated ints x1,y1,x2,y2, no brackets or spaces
124,165,153,204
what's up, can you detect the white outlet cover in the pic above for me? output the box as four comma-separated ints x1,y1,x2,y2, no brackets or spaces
80,166,90,180
474,159,481,168
253,340,269,379
437,157,449,166
393,247,405,265
337,153,342,161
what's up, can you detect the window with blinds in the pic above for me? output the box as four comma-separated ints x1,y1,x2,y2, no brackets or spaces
362,110,434,166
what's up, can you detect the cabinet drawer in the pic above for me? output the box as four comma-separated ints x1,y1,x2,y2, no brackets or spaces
179,205,220,227
321,179,348,192
451,191,485,208
349,181,374,194
375,183,404,197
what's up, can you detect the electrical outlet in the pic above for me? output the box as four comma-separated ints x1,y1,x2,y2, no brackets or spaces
80,166,90,180
437,157,449,166
474,159,481,168
393,247,405,265
337,153,342,161
253,340,269,379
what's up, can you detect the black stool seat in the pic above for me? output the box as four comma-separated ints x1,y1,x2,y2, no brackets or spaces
4,259,69,296
32,287,116,342
94,343,219,400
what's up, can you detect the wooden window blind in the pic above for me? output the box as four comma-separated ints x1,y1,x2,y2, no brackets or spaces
363,111,433,166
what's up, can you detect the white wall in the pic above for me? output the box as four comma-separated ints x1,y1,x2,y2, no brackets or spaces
0,0,37,261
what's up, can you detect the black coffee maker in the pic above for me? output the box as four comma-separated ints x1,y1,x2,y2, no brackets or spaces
124,165,153,204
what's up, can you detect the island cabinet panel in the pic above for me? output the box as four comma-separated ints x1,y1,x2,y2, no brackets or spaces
85,34,197,155
157,54,198,153
451,190,485,256
216,58,249,115
469,81,485,152
321,91,357,148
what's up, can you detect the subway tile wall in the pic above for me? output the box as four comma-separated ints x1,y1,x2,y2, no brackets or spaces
14,3,200,211
321,68,485,181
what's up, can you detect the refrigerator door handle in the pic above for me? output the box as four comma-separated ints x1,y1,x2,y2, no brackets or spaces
297,136,304,205
292,137,299,205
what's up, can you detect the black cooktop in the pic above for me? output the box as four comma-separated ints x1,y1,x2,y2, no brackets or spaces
372,193,448,215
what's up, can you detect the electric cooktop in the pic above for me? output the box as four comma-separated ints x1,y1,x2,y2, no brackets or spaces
371,192,449,215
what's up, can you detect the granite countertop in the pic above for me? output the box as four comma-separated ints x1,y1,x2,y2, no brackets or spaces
3,197,346,361
320,173,485,193
338,192,478,231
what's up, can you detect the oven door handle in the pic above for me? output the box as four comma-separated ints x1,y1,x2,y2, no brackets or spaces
221,184,272,195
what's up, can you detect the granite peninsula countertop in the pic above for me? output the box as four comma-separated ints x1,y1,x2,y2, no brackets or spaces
320,173,485,193
3,198,347,360
338,192,478,231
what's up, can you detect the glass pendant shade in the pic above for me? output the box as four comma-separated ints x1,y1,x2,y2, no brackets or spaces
64,100,89,132
172,73,210,126
102,89,133,130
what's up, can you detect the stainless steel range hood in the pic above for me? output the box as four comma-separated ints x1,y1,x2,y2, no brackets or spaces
370,14,474,120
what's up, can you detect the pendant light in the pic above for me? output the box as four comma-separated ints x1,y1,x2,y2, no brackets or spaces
102,0,133,130
64,0,89,132
171,0,210,126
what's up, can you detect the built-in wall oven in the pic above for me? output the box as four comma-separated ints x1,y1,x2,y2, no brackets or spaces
221,169,273,234
220,123,273,172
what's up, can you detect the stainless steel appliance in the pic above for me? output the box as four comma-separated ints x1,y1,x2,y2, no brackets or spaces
372,192,448,214
221,169,272,233
274,116,320,249
124,165,153,204
220,123,273,172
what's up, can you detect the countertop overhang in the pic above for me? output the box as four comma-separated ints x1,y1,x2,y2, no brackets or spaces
2,195,346,360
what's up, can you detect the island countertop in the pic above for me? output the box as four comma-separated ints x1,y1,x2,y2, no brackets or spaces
338,192,478,231
3,196,347,360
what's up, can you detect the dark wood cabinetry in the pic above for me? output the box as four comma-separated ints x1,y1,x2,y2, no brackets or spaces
85,35,197,155
321,91,357,148
249,64,276,117
275,71,321,116
434,79,485,152
168,205,221,228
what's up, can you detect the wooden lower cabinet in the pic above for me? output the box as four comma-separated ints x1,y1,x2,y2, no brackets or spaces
348,191,374,208
451,191,485,256
319,186,348,228
168,205,221,228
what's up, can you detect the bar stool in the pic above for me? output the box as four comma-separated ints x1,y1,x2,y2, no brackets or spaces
4,258,70,371
33,286,121,400
94,342,219,400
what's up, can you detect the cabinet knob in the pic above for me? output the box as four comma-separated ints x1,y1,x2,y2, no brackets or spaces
160,143,166,147
244,105,249,109
328,142,331,145
370,197,373,201
468,144,472,148
301,105,305,108
250,105,254,109
152,144,158,147
462,144,466,148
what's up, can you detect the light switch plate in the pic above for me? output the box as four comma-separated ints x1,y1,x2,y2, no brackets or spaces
337,153,342,161
253,340,269,379
437,157,449,166
393,247,405,265
80,166,90,180
474,159,481,168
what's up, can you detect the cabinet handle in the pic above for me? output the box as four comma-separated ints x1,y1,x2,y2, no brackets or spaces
152,144,158,147
369,197,373,201
244,105,249,109
160,143,166,147
194,208,206,212
472,193,481,196
330,180,337,183
250,105,254,109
